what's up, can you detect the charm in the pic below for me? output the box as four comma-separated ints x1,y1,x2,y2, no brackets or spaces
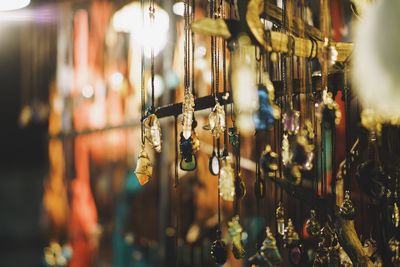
393,202,400,228
320,38,338,66
144,114,162,153
315,89,341,125
314,223,340,266
340,190,356,220
209,151,220,175
211,230,227,265
134,146,153,185
180,133,196,171
283,219,300,247
282,109,300,135
219,156,235,201
389,237,400,265
260,227,282,265
209,101,226,138
363,237,378,258
305,210,321,237
182,91,195,140
260,145,279,178
276,202,285,236
235,175,246,200
253,84,280,131
228,215,246,259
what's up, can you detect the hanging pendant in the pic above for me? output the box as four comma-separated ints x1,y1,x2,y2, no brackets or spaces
180,133,196,171
228,215,246,259
393,202,400,228
276,202,285,236
363,237,378,258
339,190,356,220
209,151,220,176
305,209,321,237
253,84,280,131
315,89,341,125
144,114,162,153
293,120,315,171
283,219,300,247
219,156,235,201
260,227,282,265
314,223,340,266
320,38,338,66
389,237,400,265
182,91,195,140
134,146,153,186
211,230,227,265
209,101,226,138
282,133,292,167
44,242,72,267
235,175,246,200
260,145,279,178
228,127,239,149
282,109,300,135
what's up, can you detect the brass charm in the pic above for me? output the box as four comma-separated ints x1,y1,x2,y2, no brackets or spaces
228,215,246,259
134,146,153,186
340,190,356,220
283,219,300,247
144,114,162,153
305,210,321,237
260,227,282,265
276,202,285,236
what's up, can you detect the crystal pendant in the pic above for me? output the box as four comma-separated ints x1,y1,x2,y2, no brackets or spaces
315,89,341,125
209,102,226,138
339,191,356,220
282,133,291,166
282,109,300,135
144,114,162,153
276,203,285,236
260,145,278,178
209,151,220,176
389,237,400,265
320,38,338,66
228,215,246,259
293,120,314,171
219,156,235,201
260,227,282,265
253,84,279,131
134,147,153,186
211,230,227,265
305,210,321,237
283,219,300,247
182,91,195,140
393,202,400,228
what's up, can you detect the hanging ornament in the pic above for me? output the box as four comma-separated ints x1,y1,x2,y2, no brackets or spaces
260,145,279,178
211,230,227,265
319,38,338,66
282,109,300,135
209,101,226,138
228,215,246,259
276,202,285,236
179,133,196,171
282,133,292,167
293,120,315,171
219,156,235,201
305,210,321,237
134,146,153,186
315,89,341,125
209,150,220,176
363,237,378,258
228,127,239,149
314,223,340,266
144,114,162,153
283,219,300,247
393,202,400,228
253,84,280,131
389,237,400,265
339,191,356,220
182,91,195,139
260,227,282,265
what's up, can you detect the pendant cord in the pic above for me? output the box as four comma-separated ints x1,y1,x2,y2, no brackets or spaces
191,0,195,96
149,0,155,112
140,0,145,145
175,116,179,188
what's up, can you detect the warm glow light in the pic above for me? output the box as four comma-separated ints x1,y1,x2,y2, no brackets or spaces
0,0,30,11
82,85,94,99
110,72,124,91
172,2,191,17
112,2,169,57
